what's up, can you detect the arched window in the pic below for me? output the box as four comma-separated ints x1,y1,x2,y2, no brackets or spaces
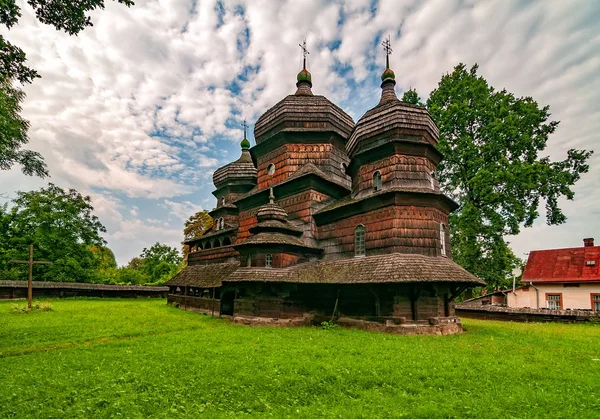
266,253,273,267
204,241,211,249
267,163,275,176
440,223,446,256
219,197,225,206
246,255,252,267
355,225,366,257
213,239,220,248
223,237,232,246
373,171,382,192
430,171,436,189
220,218,224,230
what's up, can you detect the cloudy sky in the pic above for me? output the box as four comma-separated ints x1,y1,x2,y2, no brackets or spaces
1,0,598,265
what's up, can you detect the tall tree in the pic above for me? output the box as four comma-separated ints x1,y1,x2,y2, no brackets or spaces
0,76,47,176
182,210,213,258
183,210,213,241
401,88,425,107
426,63,592,288
0,183,108,282
0,0,134,177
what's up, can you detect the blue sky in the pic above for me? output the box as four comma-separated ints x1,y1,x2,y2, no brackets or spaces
1,0,599,265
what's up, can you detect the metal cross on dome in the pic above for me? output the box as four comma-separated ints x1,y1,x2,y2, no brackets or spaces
382,35,393,56
299,38,310,68
241,119,248,137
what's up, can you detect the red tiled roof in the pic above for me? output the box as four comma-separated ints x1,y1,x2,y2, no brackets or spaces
522,246,600,283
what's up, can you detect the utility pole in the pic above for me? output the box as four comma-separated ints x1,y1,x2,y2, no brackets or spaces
9,245,52,308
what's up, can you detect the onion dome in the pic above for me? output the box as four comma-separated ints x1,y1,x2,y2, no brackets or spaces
212,139,257,189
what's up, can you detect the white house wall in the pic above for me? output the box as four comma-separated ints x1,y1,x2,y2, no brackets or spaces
507,283,600,310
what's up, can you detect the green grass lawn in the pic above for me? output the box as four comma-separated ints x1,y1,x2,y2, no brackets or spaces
1,299,599,418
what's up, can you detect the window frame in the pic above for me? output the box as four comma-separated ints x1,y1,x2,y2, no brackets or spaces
267,163,276,176
373,171,382,192
266,253,273,268
246,255,252,267
440,223,446,257
545,293,563,310
591,294,600,311
355,225,366,257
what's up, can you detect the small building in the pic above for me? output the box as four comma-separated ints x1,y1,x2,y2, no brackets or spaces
512,238,600,311
166,48,484,335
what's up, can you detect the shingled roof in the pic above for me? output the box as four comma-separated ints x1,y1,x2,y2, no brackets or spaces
254,95,354,143
213,149,257,188
523,242,600,283
165,262,240,287
347,98,439,158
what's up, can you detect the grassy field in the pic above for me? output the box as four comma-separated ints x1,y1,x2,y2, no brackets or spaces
1,299,599,418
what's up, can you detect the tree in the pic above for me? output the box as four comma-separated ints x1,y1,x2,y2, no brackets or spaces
183,210,213,241
0,183,108,282
426,63,592,289
123,242,182,284
401,88,425,107
0,0,134,177
183,210,213,258
0,76,47,176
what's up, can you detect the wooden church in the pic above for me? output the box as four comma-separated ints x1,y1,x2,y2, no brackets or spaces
166,41,484,335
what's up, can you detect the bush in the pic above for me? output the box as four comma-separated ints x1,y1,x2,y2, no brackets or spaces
11,301,53,313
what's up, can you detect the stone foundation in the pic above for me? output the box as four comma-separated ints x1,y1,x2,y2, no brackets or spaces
230,314,463,335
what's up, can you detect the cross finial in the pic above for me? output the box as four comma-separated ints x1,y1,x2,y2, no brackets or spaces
299,38,310,69
241,119,248,139
382,35,392,68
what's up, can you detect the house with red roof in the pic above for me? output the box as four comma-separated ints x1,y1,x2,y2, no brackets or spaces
508,238,600,311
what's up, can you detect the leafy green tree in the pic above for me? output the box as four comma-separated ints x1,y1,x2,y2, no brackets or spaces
0,76,47,176
0,184,108,282
183,210,213,258
0,0,134,177
401,88,425,107
426,63,592,289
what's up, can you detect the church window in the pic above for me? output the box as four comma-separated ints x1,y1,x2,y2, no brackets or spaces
355,225,366,257
440,223,446,256
246,255,252,267
267,163,276,176
373,171,382,192
266,253,273,267
219,197,225,206
430,171,436,189
221,218,225,230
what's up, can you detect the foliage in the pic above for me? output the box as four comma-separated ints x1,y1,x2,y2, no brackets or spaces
0,0,134,177
320,320,339,330
110,243,182,285
401,88,425,107
0,183,107,282
426,63,592,289
183,210,213,256
11,301,52,313
1,299,599,417
0,76,47,176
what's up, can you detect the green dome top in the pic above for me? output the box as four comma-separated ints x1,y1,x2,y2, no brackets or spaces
241,137,251,150
297,68,312,83
381,67,395,82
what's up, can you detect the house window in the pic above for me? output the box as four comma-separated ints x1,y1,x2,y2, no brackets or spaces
592,294,600,311
220,218,225,230
546,294,562,310
266,253,272,267
430,171,436,189
246,255,252,267
440,223,446,256
267,163,275,176
373,171,382,192
355,225,366,257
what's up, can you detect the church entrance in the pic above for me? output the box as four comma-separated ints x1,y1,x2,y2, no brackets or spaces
220,291,235,316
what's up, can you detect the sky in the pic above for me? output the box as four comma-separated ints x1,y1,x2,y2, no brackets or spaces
1,0,598,266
